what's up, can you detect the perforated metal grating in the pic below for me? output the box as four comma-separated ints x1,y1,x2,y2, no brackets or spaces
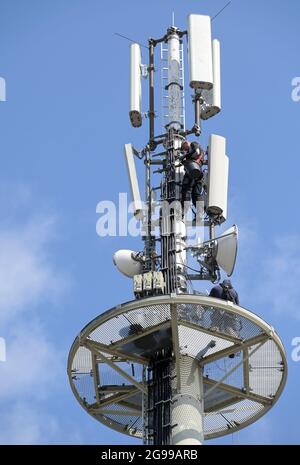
68,294,287,440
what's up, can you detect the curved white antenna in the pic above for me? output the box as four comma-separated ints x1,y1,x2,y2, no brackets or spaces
215,225,238,276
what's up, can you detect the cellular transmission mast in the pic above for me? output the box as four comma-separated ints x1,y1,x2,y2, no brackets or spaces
68,14,287,445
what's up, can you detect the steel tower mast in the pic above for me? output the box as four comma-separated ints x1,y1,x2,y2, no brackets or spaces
68,14,287,446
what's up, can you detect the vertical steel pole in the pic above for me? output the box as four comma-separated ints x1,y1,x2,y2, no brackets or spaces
167,28,187,293
148,40,155,147
144,40,156,272
167,29,204,445
171,355,204,445
194,92,201,127
146,28,204,446
145,147,152,271
167,30,181,131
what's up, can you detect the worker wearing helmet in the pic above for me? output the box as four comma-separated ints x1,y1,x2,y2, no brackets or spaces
209,280,242,349
209,279,239,306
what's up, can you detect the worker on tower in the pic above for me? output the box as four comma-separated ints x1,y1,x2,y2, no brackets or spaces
179,140,206,222
209,279,239,305
209,280,242,346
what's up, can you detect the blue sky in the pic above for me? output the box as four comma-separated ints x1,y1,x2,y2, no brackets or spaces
0,0,299,444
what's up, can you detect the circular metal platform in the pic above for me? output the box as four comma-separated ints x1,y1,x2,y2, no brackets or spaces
68,294,287,440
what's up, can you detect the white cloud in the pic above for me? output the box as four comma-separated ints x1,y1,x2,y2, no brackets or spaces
0,401,85,445
0,216,69,325
0,210,71,443
222,207,300,321
257,235,300,319
0,402,59,445
0,322,63,399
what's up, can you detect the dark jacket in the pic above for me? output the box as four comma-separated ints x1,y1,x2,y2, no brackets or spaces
209,283,239,306
180,142,204,165
184,142,204,165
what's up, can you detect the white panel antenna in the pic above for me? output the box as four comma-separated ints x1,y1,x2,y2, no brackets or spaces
207,134,228,222
124,143,143,218
187,14,213,90
129,43,142,127
201,39,221,120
